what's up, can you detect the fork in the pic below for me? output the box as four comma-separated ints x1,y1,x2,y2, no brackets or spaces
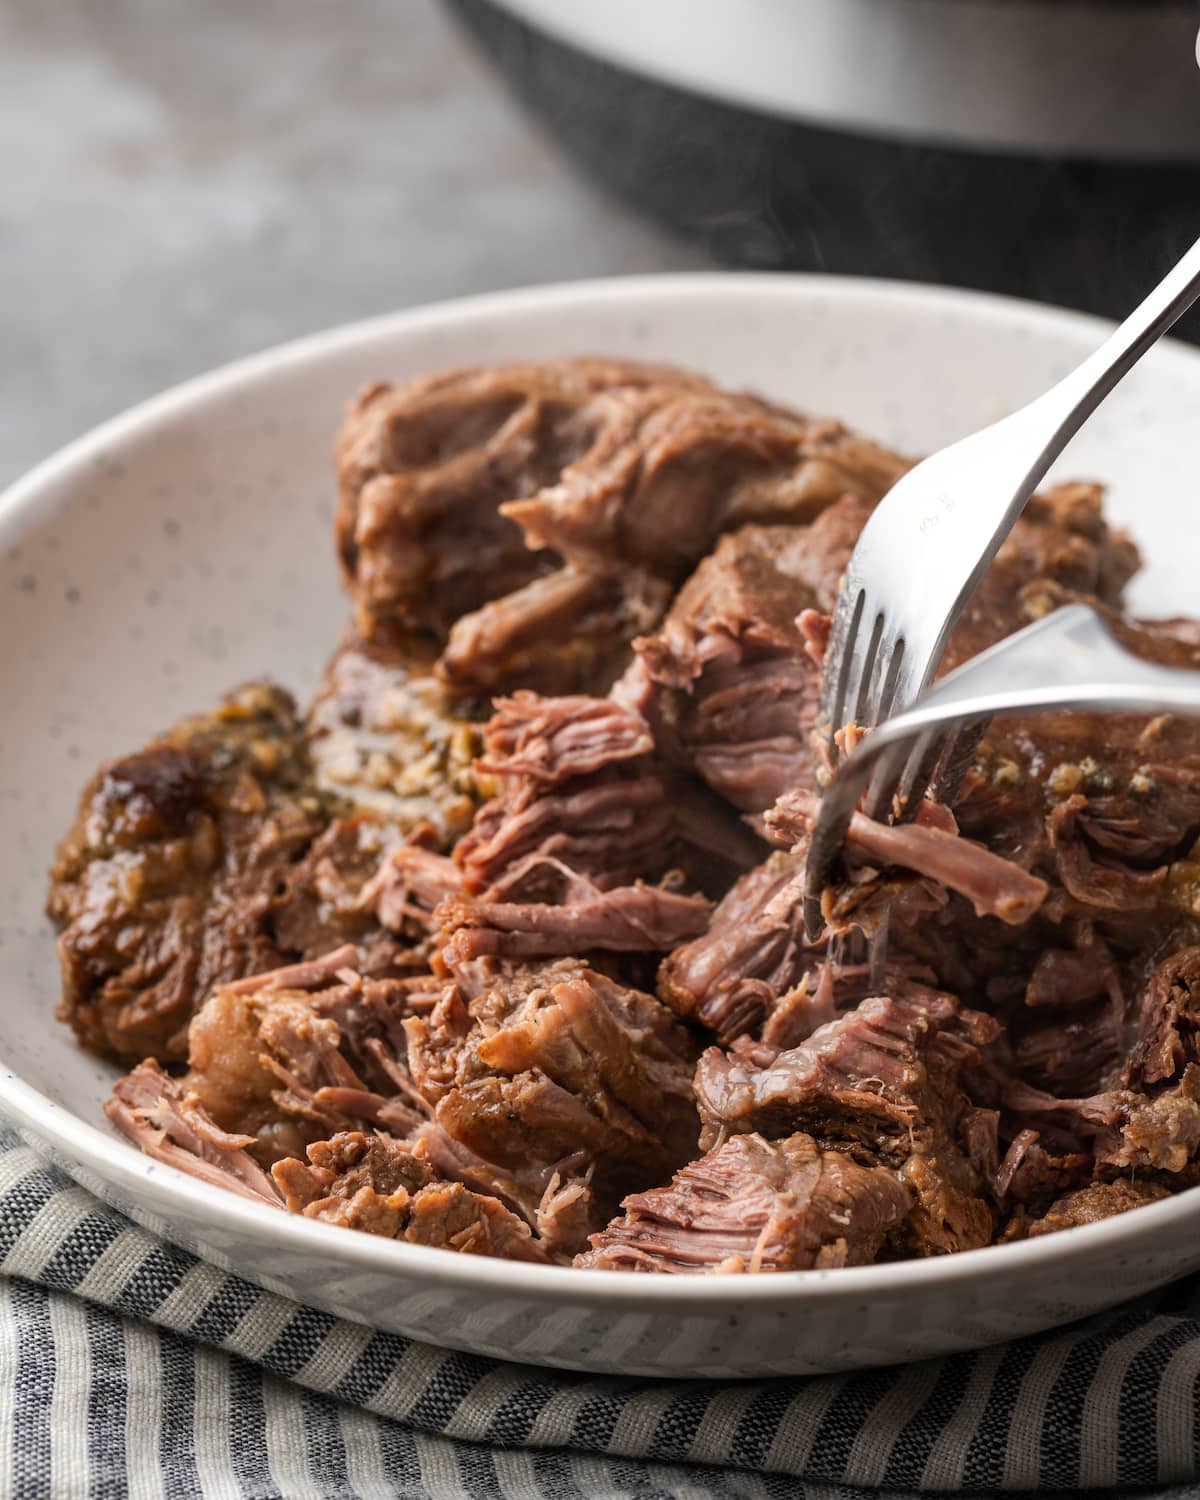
819,238,1200,770
802,602,1200,939
806,234,1200,935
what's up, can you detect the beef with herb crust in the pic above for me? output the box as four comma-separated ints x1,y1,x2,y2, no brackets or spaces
47,683,426,1064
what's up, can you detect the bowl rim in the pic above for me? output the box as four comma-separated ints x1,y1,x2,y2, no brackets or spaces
5,268,1200,1306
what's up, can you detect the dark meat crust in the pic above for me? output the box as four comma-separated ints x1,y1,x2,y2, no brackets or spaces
1004,1179,1172,1241
47,683,424,1065
578,1131,912,1273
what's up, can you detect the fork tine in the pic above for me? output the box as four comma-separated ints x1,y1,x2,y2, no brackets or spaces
830,927,867,968
861,734,912,823
822,587,865,756
803,758,868,941
891,727,946,821
928,716,991,805
875,637,907,724
851,611,886,728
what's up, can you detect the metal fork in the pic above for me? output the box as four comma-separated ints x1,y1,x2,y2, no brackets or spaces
818,237,1200,783
805,234,1200,940
803,602,1200,939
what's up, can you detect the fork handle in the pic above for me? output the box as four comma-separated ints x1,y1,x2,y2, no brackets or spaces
1029,229,1200,454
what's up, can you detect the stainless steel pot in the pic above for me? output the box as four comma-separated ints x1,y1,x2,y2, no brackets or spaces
450,0,1200,321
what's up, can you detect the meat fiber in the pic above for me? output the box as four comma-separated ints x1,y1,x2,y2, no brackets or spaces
767,791,1049,927
578,1132,911,1273
107,1061,282,1205
444,691,749,962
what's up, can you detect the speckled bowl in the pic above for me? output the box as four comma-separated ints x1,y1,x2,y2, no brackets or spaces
3,274,1200,1378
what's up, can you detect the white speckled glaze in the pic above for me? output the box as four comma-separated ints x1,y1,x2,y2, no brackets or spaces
3,274,1200,1379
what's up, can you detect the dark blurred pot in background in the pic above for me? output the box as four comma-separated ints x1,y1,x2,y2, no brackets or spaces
447,0,1200,328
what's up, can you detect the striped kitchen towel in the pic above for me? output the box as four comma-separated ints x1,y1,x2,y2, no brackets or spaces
1,1132,1200,1500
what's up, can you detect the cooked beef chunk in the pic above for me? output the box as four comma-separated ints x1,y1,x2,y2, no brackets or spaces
1124,947,1200,1090
47,683,429,1065
439,564,673,698
271,1131,549,1260
338,360,907,702
658,853,813,1041
992,950,1200,1204
148,947,424,1165
1005,1179,1172,1240
502,381,908,579
336,359,718,638
577,1131,911,1273
695,984,999,1254
695,985,980,1153
306,625,485,843
107,1061,282,1205
1010,1000,1124,1097
444,692,746,962
405,959,699,1225
410,1118,595,1259
627,506,867,814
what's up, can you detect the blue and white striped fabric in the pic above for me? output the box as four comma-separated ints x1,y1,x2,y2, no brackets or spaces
3,1131,1200,1499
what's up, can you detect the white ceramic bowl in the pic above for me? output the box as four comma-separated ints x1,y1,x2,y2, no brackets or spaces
3,274,1200,1379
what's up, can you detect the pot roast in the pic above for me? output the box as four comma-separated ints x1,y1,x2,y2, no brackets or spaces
48,356,1200,1273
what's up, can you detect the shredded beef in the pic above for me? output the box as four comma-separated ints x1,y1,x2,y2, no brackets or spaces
629,506,868,813
60,356,1200,1272
271,1131,549,1260
694,983,999,1254
442,691,753,962
578,1132,911,1273
133,947,424,1165
336,360,719,639
657,853,815,1041
405,958,698,1225
107,1061,282,1205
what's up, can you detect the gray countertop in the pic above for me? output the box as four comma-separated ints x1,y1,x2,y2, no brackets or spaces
0,0,707,488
